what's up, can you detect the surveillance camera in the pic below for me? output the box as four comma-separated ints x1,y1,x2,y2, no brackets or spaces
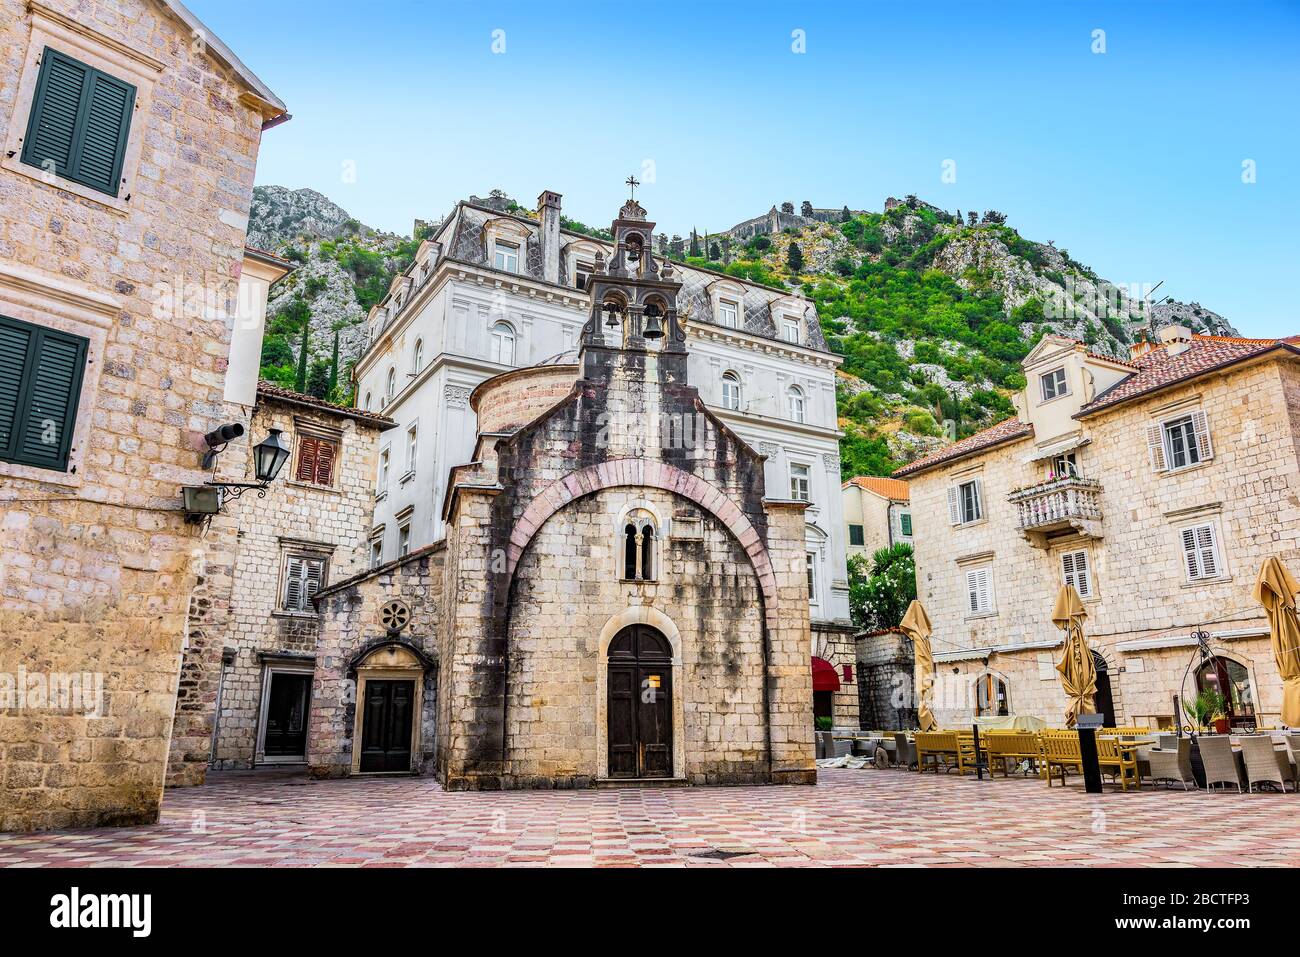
203,423,245,449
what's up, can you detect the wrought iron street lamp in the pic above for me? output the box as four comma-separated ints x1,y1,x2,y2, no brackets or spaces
183,427,291,521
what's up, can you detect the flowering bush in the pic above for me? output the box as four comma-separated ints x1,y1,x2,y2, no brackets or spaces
848,543,916,631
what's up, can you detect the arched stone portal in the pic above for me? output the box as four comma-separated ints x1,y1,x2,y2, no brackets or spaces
595,608,685,781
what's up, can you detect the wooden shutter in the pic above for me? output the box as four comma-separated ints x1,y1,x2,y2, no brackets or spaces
966,568,991,613
22,48,135,197
1146,423,1168,472
971,479,984,521
1062,550,1091,597
0,320,35,455
283,557,304,610
295,437,319,483
1180,526,1219,581
947,487,961,525
0,315,87,471
303,557,325,602
1194,524,1219,579
313,439,336,486
1190,410,1214,461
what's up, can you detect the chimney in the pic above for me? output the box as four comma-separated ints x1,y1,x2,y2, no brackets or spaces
1156,323,1193,356
538,190,562,284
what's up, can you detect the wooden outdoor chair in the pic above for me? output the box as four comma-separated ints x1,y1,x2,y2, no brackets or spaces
1096,735,1142,790
915,731,967,774
1041,731,1082,787
984,731,1042,777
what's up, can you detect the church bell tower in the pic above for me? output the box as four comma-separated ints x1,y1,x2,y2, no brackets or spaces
579,178,688,381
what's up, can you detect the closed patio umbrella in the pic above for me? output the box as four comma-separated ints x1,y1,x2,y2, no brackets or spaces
901,599,936,731
1052,584,1095,728
1254,557,1300,727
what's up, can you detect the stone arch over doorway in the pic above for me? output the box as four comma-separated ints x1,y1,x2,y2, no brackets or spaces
350,642,428,775
505,459,780,632
595,607,686,781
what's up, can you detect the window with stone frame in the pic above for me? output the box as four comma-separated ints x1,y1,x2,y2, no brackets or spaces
621,512,657,582
782,317,801,344
948,478,984,525
1040,367,1069,401
789,462,811,502
1180,522,1223,582
718,299,739,328
1154,412,1213,472
489,321,516,366
848,524,865,546
721,371,742,411
1061,548,1093,598
294,432,339,487
398,523,411,557
281,552,327,613
369,538,383,570
787,385,807,423
898,512,913,538
806,552,817,602
965,565,995,615
574,260,594,291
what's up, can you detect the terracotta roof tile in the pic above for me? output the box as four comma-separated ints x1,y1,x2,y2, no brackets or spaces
256,381,396,429
843,476,911,501
1076,334,1299,417
893,417,1034,478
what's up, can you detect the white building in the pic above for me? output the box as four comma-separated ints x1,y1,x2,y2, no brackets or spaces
353,190,851,634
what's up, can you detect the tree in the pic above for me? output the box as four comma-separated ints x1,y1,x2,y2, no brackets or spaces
327,329,340,401
840,206,851,222
800,200,813,217
982,210,1007,224
688,229,701,258
305,359,330,399
848,543,916,630
709,242,721,260
780,201,794,214
282,298,312,393
786,242,804,274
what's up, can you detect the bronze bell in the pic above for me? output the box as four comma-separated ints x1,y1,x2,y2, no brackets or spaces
642,303,664,339
625,238,642,263
603,301,622,328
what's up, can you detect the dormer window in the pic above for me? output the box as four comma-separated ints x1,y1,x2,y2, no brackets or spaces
575,260,594,291
718,299,739,328
782,318,801,344
1040,367,1069,401
494,240,519,274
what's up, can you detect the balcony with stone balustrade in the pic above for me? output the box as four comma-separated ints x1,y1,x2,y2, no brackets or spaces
1007,476,1104,547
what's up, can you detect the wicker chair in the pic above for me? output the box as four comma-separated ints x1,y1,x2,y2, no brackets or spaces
1240,735,1294,793
1147,738,1196,790
893,732,917,771
1198,735,1243,793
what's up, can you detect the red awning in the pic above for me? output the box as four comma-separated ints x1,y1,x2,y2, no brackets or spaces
811,656,841,692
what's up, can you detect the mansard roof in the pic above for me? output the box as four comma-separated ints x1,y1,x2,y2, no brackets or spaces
436,201,830,353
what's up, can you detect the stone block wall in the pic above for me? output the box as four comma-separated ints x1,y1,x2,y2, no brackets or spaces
855,629,917,729
909,355,1300,731
0,0,272,830
167,397,384,778
308,544,443,778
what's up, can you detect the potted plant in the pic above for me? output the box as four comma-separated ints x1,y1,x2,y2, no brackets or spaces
814,715,834,758
1182,689,1228,732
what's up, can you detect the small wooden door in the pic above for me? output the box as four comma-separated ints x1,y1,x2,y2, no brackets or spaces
359,679,414,773
607,626,673,778
264,672,311,758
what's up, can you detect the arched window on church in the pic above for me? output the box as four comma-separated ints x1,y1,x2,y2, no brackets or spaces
621,512,658,582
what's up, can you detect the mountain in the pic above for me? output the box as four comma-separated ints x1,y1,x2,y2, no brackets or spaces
246,187,1239,476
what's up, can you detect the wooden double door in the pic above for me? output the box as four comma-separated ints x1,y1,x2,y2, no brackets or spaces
359,679,414,773
607,625,673,778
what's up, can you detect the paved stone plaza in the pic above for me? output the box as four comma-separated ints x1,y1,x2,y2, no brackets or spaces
1,769,1297,867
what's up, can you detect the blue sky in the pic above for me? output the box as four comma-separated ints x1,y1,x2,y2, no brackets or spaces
193,0,1299,337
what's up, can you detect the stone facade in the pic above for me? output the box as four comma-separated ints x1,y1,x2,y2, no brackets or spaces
307,200,817,788
898,332,1300,731
166,387,391,780
0,0,285,830
855,629,918,730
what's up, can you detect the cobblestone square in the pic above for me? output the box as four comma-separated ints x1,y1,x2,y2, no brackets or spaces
1,769,1296,868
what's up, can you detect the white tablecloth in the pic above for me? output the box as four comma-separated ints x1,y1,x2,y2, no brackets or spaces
974,714,1048,731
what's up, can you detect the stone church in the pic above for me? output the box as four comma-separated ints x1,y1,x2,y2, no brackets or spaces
306,199,816,788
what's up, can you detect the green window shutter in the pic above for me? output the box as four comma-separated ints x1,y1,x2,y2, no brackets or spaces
21,47,135,197
0,315,88,471
900,513,913,537
0,320,35,454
